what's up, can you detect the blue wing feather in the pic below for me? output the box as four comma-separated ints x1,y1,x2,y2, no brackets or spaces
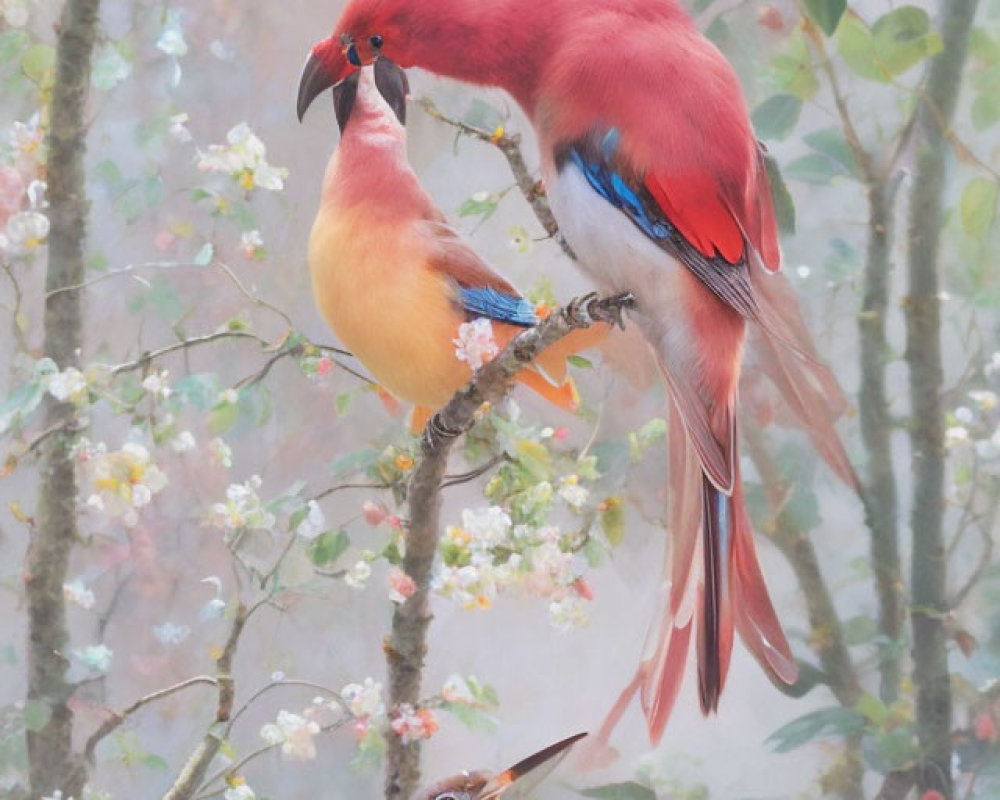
459,286,537,327
562,142,760,320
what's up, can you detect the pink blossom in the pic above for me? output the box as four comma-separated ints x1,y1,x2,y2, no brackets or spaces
390,704,438,744
154,230,176,252
388,568,417,604
553,426,570,440
316,357,334,376
454,318,499,371
386,515,404,532
0,166,24,227
975,711,998,743
362,501,386,526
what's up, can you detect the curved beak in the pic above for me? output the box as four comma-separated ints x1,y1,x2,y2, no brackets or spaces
297,41,355,122
474,732,588,799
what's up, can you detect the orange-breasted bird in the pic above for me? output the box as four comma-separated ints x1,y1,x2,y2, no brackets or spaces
414,732,587,800
308,58,607,433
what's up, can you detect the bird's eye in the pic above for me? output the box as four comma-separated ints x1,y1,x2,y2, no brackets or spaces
370,34,384,50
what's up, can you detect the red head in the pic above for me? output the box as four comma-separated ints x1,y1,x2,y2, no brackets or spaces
298,0,417,122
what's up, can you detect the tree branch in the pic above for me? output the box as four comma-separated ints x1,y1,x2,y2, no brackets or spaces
905,2,980,795
382,292,632,800
419,97,575,259
25,0,102,796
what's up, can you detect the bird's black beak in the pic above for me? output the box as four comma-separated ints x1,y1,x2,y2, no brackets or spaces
473,732,588,799
297,50,336,122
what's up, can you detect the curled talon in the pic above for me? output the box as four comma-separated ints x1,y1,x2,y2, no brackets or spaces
563,292,600,327
587,291,636,330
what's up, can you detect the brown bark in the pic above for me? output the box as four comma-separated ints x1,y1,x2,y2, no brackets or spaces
905,2,980,795
25,0,101,796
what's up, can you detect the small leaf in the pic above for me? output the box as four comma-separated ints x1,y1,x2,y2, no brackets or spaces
785,153,845,185
803,0,847,36
854,694,889,726
567,355,593,369
600,499,625,548
872,6,943,77
441,702,499,733
208,400,239,435
579,782,657,800
308,530,350,567
767,706,866,753
960,178,999,239
21,43,55,87
752,94,803,140
193,242,214,266
764,154,796,235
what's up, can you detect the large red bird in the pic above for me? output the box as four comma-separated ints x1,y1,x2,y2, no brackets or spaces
298,0,857,745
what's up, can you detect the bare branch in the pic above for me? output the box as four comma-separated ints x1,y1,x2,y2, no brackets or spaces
84,676,219,762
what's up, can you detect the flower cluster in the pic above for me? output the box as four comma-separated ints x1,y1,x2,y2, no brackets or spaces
81,441,168,527
342,677,384,720
63,579,96,610
260,710,321,761
197,123,288,193
945,358,1000,474
390,703,439,745
454,318,499,371
207,475,276,533
433,506,592,628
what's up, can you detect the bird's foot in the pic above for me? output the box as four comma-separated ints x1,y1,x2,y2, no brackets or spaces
565,291,636,330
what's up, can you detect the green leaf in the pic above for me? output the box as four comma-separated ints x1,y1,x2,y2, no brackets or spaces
208,399,239,435
871,7,943,77
803,127,863,179
457,193,501,220
767,707,866,753
785,153,846,184
21,43,55,87
335,392,352,416
172,373,220,410
836,13,887,81
854,694,888,726
764,154,796,235
308,530,350,567
567,355,593,369
753,94,803,140
441,701,499,733
600,499,625,548
960,178,999,239
0,376,46,436
972,89,1000,131
193,242,214,266
843,614,879,646
803,0,846,36
579,782,657,800
142,752,170,772
768,34,820,99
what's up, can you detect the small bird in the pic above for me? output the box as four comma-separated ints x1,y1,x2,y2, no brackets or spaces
298,0,859,745
414,732,587,800
308,58,606,433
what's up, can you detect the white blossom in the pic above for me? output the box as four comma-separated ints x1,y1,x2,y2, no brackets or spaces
153,622,191,645
156,9,189,57
197,123,288,192
345,561,372,590
259,710,320,761
82,441,168,527
168,113,193,143
294,500,325,541
169,431,196,453
454,318,499,371
208,476,275,532
63,579,95,610
47,367,87,404
1,210,49,257
74,644,113,674
341,677,383,718
224,786,256,800
209,437,233,468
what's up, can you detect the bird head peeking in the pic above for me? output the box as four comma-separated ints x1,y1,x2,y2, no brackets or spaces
412,732,588,800
298,0,416,122
331,57,410,134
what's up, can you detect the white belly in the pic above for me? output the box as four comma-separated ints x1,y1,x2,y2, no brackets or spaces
545,161,693,359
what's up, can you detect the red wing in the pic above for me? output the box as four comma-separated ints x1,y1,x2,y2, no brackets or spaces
644,153,781,273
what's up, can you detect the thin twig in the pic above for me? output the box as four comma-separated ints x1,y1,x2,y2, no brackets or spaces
84,677,218,762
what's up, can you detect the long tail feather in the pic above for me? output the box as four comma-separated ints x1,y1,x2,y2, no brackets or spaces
698,476,735,713
748,260,860,491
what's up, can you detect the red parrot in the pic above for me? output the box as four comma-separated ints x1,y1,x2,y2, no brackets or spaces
309,58,607,433
298,0,858,744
